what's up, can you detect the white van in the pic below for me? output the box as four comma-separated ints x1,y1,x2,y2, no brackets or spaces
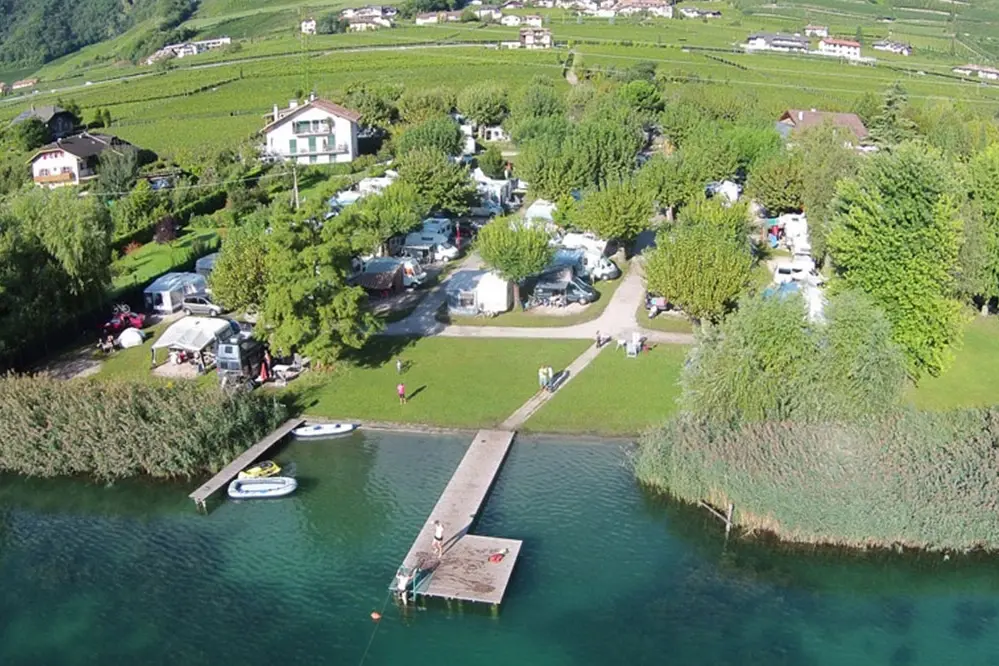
421,217,454,239
560,231,609,256
404,231,460,262
364,257,427,288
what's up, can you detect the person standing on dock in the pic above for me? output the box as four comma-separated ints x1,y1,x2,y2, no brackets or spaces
397,382,407,404
433,520,444,558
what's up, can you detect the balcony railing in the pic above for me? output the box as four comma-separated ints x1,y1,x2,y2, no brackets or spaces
295,144,349,155
34,172,76,184
293,123,334,136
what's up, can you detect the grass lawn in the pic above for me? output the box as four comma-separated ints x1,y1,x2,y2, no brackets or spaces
524,343,689,436
95,320,216,386
638,304,696,334
444,264,627,328
286,337,590,428
907,316,999,410
112,228,220,295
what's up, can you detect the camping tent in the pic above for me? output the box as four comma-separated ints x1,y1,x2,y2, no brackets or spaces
445,269,512,316
117,327,145,349
152,316,237,356
143,272,206,314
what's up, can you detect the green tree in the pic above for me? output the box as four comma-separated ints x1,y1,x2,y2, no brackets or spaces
96,146,139,197
316,12,348,33
797,123,858,259
575,180,649,246
397,147,476,214
679,289,905,423
961,143,999,306
868,82,918,148
644,199,753,321
10,118,50,152
475,218,553,307
343,82,400,129
509,78,564,124
110,179,160,238
618,79,664,116
827,142,963,378
343,181,424,254
396,116,464,156
398,87,455,124
457,83,508,126
477,144,506,179
850,91,880,128
209,224,269,313
746,150,803,215
261,209,378,365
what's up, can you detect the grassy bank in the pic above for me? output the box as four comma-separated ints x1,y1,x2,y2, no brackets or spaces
634,408,999,551
287,336,590,428
525,344,688,435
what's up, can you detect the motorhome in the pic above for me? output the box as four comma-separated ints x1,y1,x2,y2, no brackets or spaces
421,217,454,239
550,248,619,281
560,231,610,256
403,231,459,263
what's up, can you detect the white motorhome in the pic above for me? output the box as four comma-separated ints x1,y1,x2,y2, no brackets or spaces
446,269,513,316
421,217,454,239
404,231,459,263
551,247,620,281
560,231,610,256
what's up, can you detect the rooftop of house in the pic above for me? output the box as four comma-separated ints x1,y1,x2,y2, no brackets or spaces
11,105,69,125
777,109,869,141
30,133,130,161
748,32,808,42
263,97,362,131
821,38,861,47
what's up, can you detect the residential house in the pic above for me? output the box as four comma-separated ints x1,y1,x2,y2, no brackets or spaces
12,78,39,91
500,40,523,49
501,14,524,25
11,105,77,139
29,133,132,188
502,0,525,8
818,37,861,60
262,96,361,164
534,0,555,7
474,5,503,19
804,24,828,37
348,16,393,30
744,33,809,53
873,40,912,56
586,7,617,17
616,0,672,17
776,109,869,147
520,27,552,49
301,18,317,34
524,14,544,26
341,5,393,18
679,7,699,18
144,37,231,65
415,12,440,24
953,64,999,80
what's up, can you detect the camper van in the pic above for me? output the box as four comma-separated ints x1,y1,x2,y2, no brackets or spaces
560,232,610,256
550,248,620,281
530,268,597,306
421,218,454,239
404,231,459,263
364,257,427,288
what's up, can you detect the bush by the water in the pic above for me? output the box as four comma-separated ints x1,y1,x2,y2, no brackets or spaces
634,408,999,550
0,375,287,481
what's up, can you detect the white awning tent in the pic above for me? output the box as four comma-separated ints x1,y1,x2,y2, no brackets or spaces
445,269,512,316
152,316,235,355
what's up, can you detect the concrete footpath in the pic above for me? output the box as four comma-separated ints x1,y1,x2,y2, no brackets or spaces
500,342,603,430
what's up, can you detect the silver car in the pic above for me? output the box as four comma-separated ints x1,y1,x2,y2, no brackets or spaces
182,294,223,317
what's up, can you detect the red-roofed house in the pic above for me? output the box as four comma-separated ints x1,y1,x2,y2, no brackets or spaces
776,109,869,147
818,37,861,60
262,95,362,164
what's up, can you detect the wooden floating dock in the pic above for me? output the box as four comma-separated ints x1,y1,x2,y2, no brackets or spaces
188,417,304,510
393,429,521,606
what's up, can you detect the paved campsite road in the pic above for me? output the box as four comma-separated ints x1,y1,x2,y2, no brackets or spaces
381,255,696,345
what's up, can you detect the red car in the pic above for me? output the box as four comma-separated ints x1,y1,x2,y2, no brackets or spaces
103,311,146,336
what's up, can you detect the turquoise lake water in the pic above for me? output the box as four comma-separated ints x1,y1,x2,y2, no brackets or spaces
1,430,998,665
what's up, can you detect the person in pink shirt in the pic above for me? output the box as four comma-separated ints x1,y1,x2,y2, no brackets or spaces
397,382,406,404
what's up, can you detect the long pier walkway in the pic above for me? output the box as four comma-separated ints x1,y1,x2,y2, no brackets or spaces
394,429,521,605
189,417,304,510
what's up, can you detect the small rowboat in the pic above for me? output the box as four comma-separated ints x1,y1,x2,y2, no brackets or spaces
292,423,357,438
227,476,297,500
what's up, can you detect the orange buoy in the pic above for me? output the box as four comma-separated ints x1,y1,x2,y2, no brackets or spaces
370,611,382,621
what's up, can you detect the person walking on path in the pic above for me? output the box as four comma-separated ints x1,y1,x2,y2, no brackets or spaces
397,382,407,404
545,365,554,391
538,365,547,391
396,358,403,374
432,520,445,558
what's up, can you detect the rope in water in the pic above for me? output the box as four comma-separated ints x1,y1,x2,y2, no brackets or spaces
357,591,395,666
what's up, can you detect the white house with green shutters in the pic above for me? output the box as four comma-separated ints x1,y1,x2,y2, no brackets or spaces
262,96,361,164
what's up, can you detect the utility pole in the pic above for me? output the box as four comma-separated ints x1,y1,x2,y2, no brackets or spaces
292,162,300,210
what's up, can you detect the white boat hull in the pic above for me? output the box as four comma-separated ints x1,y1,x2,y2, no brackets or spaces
292,423,357,438
227,476,298,499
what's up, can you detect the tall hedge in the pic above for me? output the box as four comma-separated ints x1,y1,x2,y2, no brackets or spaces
634,409,999,550
0,375,287,481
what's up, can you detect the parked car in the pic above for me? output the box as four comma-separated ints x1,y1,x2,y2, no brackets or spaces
103,311,146,336
182,294,223,317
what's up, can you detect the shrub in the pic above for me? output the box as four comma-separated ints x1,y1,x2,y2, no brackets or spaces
0,375,287,481
123,241,142,255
